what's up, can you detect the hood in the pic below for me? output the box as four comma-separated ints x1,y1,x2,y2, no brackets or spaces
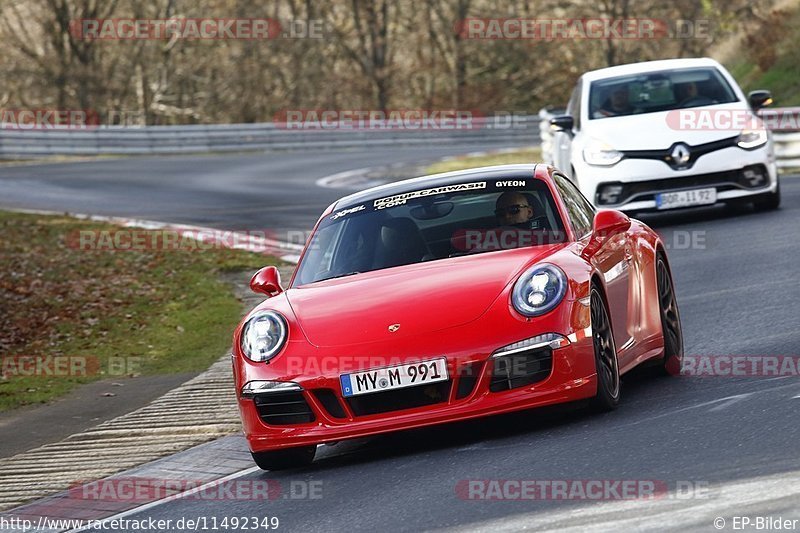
286,246,563,347
582,102,752,150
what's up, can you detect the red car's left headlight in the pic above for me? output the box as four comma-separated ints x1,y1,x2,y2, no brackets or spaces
240,311,288,363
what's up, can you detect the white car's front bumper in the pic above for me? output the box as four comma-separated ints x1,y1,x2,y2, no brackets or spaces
573,142,778,212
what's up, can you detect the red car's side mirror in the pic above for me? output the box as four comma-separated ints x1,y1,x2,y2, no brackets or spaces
583,210,631,257
250,266,283,297
593,210,631,239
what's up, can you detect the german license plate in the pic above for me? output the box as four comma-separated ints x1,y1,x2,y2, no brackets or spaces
340,358,449,397
656,188,716,210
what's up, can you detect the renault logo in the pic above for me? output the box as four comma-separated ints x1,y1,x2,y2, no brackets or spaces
670,143,691,166
388,324,400,332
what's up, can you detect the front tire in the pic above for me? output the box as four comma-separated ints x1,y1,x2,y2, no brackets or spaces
251,446,316,470
590,286,620,411
656,256,684,375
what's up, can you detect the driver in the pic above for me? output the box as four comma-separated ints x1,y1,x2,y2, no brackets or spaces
593,85,632,118
675,81,700,106
495,192,546,230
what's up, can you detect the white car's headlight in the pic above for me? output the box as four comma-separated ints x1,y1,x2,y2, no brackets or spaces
240,311,287,362
737,129,768,150
583,138,623,166
512,264,567,317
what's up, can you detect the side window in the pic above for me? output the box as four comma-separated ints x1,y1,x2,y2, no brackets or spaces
554,174,595,238
566,79,582,130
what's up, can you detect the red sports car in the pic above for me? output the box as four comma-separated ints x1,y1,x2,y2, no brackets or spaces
232,164,683,470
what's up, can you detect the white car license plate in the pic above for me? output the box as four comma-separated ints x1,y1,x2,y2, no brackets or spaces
656,188,716,210
340,358,449,397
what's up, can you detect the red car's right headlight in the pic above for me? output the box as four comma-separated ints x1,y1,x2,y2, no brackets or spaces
511,263,567,317
240,311,288,363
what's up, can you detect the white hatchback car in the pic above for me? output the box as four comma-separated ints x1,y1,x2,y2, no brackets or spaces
550,58,780,212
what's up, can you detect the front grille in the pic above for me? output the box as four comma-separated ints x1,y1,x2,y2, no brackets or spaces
490,348,552,392
621,136,738,170
596,164,769,206
312,389,347,419
345,381,451,416
253,391,315,425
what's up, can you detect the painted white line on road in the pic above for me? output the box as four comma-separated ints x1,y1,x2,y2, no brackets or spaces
315,167,373,188
615,380,799,430
65,466,261,533
707,393,753,412
314,145,535,190
447,469,800,533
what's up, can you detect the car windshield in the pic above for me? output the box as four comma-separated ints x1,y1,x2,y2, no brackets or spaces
292,177,567,286
588,67,738,120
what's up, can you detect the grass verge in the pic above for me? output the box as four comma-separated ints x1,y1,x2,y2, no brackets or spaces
425,147,542,175
0,211,278,411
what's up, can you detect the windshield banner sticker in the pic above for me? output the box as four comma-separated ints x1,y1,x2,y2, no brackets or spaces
330,204,366,220
374,182,487,210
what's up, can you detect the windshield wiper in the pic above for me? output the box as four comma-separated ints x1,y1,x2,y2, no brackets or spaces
319,271,361,281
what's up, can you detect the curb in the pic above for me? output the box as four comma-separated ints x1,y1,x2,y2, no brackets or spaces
0,357,241,512
6,209,304,263
0,211,290,514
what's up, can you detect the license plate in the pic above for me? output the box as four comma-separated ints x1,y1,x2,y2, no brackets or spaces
340,358,449,397
656,188,716,210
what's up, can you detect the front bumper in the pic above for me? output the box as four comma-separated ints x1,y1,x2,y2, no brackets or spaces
235,303,597,452
575,144,778,211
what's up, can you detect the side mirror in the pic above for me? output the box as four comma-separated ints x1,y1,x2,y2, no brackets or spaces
593,210,631,239
748,90,773,111
549,114,575,133
583,210,630,258
250,266,283,297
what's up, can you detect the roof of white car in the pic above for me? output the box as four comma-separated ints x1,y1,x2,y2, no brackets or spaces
582,57,723,82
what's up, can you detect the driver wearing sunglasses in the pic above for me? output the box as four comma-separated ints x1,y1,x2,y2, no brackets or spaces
495,192,536,228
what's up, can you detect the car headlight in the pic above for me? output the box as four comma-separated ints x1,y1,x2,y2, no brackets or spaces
583,138,623,166
512,264,567,317
240,311,287,362
737,129,768,150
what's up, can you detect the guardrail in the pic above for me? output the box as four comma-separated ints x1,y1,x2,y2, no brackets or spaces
539,107,800,174
3,110,798,173
772,131,800,171
0,116,541,159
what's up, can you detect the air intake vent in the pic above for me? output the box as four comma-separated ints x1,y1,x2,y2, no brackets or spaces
253,391,315,425
490,348,552,392
312,389,347,419
455,362,484,399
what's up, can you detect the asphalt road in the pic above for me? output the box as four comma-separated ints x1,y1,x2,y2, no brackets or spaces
0,143,516,234
1,150,799,532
